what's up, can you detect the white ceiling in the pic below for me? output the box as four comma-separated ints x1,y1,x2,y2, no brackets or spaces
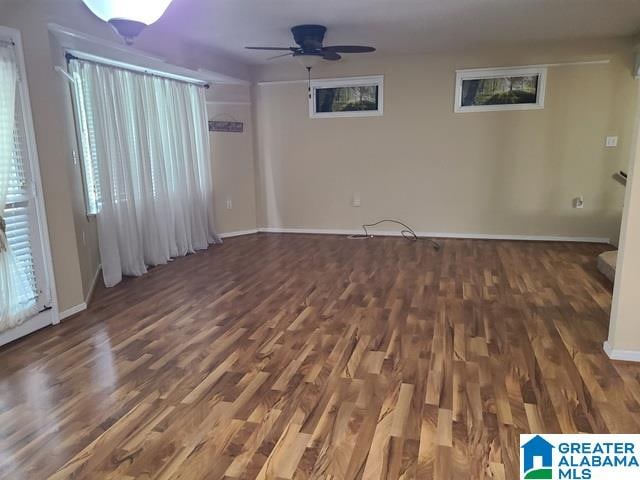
153,0,640,65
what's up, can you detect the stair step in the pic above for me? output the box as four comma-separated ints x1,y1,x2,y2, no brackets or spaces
597,250,617,282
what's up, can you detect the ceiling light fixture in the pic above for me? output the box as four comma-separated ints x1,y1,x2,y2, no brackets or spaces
294,53,322,69
80,0,174,45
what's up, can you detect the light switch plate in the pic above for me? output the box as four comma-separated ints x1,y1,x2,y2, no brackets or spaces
606,136,618,148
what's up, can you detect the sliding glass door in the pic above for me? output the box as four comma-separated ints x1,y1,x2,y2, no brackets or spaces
0,28,56,345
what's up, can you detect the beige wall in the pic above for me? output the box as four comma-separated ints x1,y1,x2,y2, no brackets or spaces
0,0,252,312
207,90,258,234
254,39,637,243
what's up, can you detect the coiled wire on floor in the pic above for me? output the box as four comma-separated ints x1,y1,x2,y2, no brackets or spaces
347,219,440,250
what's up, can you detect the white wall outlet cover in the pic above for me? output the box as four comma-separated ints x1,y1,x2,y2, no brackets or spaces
352,193,361,207
605,136,618,147
226,199,233,209
573,196,585,209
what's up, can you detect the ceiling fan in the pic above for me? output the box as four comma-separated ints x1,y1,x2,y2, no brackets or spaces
245,24,376,67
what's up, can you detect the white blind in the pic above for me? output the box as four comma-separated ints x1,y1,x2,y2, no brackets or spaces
5,81,38,306
71,68,101,215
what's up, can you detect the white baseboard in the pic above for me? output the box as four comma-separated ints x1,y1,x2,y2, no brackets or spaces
219,229,259,239
257,227,610,244
603,341,640,362
59,302,87,320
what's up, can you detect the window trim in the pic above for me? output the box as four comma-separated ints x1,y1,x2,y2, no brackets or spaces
309,75,384,119
0,26,59,345
454,66,547,113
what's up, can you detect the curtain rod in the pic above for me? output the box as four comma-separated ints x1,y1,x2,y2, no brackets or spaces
65,52,210,89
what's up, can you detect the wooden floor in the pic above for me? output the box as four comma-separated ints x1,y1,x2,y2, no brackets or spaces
0,233,638,479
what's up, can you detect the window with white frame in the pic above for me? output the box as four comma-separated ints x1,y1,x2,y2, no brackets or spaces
454,66,547,113
309,75,384,119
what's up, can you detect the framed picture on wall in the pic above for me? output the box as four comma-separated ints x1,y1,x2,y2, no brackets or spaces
309,75,384,118
454,66,547,113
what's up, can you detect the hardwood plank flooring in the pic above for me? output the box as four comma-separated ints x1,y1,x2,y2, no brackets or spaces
0,233,638,479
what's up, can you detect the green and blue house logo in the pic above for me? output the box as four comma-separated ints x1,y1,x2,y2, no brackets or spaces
521,435,555,479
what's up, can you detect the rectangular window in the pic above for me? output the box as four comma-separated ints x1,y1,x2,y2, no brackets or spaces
309,75,384,119
454,66,547,113
315,85,379,113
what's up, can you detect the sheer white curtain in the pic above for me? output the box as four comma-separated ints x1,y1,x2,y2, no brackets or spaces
0,43,38,331
69,60,220,287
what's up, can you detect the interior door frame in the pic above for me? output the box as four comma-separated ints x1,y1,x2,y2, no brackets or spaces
0,26,59,347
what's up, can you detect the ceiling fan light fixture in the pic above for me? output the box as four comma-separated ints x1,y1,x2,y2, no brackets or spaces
295,54,322,69
81,0,174,44
107,19,147,45
245,24,375,76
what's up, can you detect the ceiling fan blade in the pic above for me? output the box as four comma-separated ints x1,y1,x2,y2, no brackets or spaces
323,45,376,53
267,53,294,61
245,46,296,51
322,51,342,61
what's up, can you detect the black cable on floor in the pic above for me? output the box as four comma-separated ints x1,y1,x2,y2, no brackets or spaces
347,219,440,250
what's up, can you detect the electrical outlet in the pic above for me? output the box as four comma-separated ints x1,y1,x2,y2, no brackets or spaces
605,136,618,148
226,199,233,210
573,196,584,209
352,193,361,207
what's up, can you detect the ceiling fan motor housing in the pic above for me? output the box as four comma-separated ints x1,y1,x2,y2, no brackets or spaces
291,25,327,52
245,24,374,62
